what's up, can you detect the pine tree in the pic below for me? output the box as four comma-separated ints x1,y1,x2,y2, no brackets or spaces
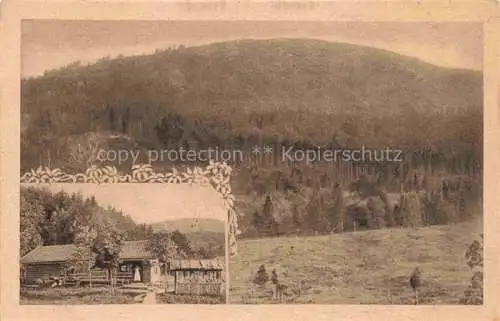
258,195,279,237
109,106,116,132
68,225,97,286
330,183,345,232
251,210,263,237
92,221,124,287
381,192,396,227
20,192,44,256
291,203,302,235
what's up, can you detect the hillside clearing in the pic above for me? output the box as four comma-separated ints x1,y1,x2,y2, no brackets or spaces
229,221,482,304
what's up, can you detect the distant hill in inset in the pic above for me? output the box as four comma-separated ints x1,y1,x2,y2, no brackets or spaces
151,218,225,257
151,218,225,234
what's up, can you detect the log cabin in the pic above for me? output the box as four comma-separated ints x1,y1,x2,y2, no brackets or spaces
168,259,225,296
20,240,161,285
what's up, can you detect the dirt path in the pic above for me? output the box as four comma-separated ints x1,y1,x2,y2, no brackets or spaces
142,291,157,304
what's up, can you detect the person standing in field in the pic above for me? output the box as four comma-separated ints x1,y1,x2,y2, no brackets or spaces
271,269,279,300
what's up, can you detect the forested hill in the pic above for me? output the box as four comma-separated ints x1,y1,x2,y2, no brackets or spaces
20,39,483,240
22,38,482,116
21,38,482,174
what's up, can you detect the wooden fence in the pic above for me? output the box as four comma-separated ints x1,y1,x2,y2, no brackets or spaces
65,270,133,286
175,281,223,296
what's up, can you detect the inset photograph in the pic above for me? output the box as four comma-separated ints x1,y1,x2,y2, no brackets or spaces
20,183,227,304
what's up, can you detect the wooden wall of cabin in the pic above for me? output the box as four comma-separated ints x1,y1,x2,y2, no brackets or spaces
23,262,64,282
173,269,223,282
142,260,151,283
172,269,224,296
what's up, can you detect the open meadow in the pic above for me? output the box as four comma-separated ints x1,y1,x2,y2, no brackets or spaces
229,220,482,304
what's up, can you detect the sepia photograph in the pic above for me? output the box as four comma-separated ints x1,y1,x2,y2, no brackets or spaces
19,183,227,304
223,23,484,305
19,20,484,306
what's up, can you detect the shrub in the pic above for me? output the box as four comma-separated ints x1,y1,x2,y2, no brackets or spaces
459,235,483,304
253,264,269,286
367,196,386,229
398,192,424,227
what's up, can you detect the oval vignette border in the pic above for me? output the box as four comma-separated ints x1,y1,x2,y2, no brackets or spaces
19,161,240,257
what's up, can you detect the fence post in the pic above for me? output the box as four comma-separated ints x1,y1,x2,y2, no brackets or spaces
88,247,92,288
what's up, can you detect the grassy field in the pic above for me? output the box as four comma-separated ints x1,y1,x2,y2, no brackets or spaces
20,287,142,305
229,220,482,304
156,293,226,304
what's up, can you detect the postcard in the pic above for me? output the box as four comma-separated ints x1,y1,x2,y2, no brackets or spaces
1,1,499,321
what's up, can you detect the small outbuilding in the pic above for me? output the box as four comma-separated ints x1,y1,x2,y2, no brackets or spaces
168,259,225,296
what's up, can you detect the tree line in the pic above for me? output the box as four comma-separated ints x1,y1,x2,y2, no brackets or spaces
243,172,482,238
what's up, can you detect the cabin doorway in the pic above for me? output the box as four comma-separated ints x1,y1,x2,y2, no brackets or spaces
120,261,144,283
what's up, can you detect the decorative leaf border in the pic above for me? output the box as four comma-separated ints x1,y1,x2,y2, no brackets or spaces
20,161,240,257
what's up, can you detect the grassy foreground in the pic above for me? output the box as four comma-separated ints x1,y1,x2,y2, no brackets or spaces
229,220,482,304
20,287,142,305
156,293,226,304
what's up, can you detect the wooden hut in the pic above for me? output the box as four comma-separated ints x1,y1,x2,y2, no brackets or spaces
20,244,76,283
169,259,224,296
20,240,161,285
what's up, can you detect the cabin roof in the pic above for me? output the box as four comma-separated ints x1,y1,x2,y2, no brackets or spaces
20,244,77,264
21,240,154,264
120,240,154,260
170,259,224,271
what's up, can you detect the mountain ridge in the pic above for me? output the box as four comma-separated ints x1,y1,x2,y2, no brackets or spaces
21,38,481,117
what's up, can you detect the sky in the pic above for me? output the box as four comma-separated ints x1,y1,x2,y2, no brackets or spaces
22,183,227,224
21,20,483,77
